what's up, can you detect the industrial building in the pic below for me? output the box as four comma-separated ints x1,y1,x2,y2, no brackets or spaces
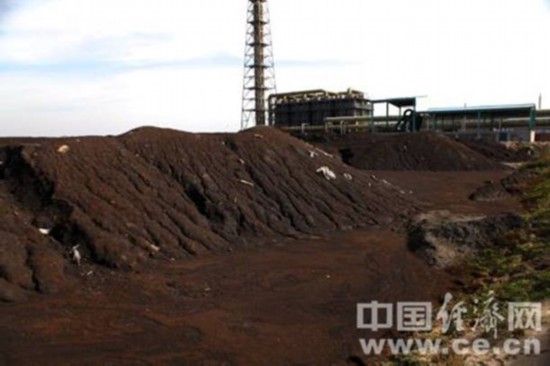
267,87,549,142
424,104,538,141
268,89,372,127
239,1,548,142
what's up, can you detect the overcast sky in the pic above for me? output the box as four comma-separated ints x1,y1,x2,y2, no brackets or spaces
0,0,549,136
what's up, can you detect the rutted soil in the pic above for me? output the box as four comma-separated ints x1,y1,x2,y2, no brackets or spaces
0,127,533,365
0,167,521,365
0,127,417,302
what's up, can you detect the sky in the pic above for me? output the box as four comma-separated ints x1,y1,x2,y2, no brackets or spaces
0,0,549,137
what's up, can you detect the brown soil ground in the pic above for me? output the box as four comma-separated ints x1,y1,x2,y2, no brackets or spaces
0,127,416,302
0,128,530,365
459,139,534,163
303,132,504,171
0,229,454,365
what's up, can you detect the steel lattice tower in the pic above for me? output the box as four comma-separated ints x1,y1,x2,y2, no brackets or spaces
241,0,276,129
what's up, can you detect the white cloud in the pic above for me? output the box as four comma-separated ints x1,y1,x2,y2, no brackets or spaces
0,0,549,136
0,65,244,136
0,0,247,64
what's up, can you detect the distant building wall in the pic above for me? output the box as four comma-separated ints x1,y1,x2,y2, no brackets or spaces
269,89,372,127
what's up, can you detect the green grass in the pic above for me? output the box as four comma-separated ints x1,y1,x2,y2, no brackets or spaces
384,149,550,365
466,147,550,303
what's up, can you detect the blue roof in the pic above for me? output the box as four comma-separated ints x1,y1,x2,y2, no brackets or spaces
427,104,535,114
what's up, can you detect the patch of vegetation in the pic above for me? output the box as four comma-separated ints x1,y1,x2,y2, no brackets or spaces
400,147,550,365
467,147,550,303
379,148,550,366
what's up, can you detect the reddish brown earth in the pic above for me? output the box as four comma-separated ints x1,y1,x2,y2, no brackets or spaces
0,127,525,365
459,139,534,163
304,132,505,171
0,229,455,365
0,127,416,302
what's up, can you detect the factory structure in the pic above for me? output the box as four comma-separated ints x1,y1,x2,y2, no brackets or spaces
267,89,372,127
267,91,549,142
241,0,549,142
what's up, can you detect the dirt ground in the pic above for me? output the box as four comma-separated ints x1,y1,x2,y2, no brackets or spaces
0,229,452,365
0,127,417,302
0,168,524,365
303,132,504,171
373,170,521,215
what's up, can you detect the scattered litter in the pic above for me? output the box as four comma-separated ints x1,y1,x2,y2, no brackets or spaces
309,150,319,158
57,145,70,154
343,173,353,181
381,179,391,185
316,166,336,181
70,245,81,266
316,149,333,158
370,174,378,181
325,274,331,279
239,179,255,187
85,271,93,277
239,158,246,165
38,228,50,235
254,134,264,139
147,243,160,253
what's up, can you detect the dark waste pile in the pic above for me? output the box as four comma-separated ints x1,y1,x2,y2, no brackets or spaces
303,132,505,171
0,127,417,301
459,139,534,163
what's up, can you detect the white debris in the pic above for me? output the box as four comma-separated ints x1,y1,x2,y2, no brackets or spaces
309,150,319,158
239,179,255,187
343,173,353,181
38,228,50,235
317,149,334,158
239,158,246,165
57,145,70,154
382,179,391,185
70,245,81,266
148,243,161,253
370,174,378,181
316,166,337,181
254,133,264,139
